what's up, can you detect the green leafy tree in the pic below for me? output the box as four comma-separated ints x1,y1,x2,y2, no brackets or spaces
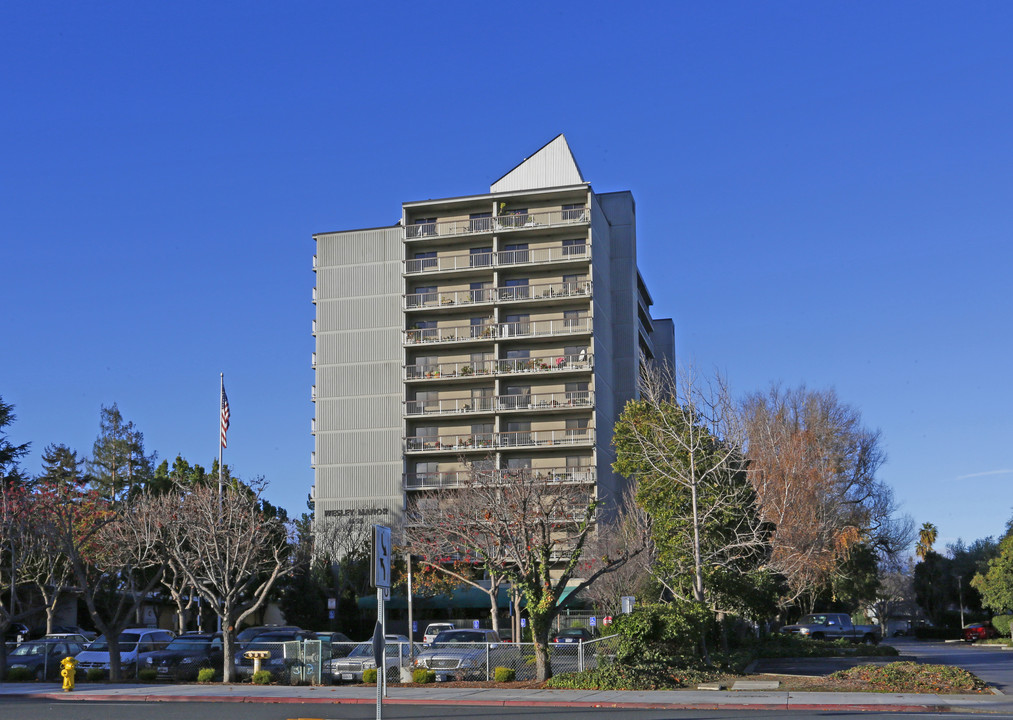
87,404,156,502
972,532,1013,635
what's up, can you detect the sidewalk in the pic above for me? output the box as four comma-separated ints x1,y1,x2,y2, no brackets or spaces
1,681,1010,713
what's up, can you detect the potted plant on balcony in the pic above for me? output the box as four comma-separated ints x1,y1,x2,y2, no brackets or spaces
461,365,473,376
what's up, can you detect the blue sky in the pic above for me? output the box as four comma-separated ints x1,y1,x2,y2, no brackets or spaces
2,2,1010,550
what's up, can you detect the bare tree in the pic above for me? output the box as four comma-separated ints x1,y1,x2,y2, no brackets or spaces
402,468,515,635
404,468,646,681
42,480,165,680
579,481,658,615
742,384,910,610
154,480,290,683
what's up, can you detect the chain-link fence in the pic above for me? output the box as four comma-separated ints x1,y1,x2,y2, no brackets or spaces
407,634,619,682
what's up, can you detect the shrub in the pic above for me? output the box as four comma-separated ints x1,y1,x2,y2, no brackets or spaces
138,668,158,682
6,667,35,682
251,670,273,685
992,615,1012,637
546,662,717,691
86,668,106,682
612,601,714,664
362,668,378,684
832,662,990,693
197,667,216,683
412,668,435,684
494,666,516,682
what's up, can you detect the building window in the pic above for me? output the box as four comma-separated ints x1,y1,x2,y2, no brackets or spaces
414,250,438,271
503,243,529,265
506,457,532,470
503,385,531,410
410,390,439,415
565,381,589,405
470,246,492,268
503,313,530,337
471,351,493,375
505,420,531,446
502,277,530,301
501,208,529,228
469,281,492,304
471,316,492,338
413,217,437,237
411,286,437,308
469,212,493,233
566,417,589,439
471,387,493,412
562,274,586,295
562,238,586,257
561,204,586,222
472,423,493,447
563,309,587,330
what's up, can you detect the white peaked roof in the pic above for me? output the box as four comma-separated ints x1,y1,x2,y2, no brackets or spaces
491,134,586,193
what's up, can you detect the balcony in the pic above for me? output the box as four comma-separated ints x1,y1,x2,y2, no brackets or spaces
405,352,593,381
405,427,595,453
404,466,597,490
405,317,591,346
405,390,593,417
404,280,591,311
404,243,588,275
404,207,589,241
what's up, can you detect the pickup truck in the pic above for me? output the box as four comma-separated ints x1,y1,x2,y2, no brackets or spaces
779,613,881,645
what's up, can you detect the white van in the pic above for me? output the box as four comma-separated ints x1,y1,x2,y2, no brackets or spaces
75,628,174,675
422,623,455,644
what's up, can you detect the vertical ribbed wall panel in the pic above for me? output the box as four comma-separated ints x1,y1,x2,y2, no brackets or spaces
313,226,404,531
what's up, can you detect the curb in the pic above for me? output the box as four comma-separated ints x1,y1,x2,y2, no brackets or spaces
1,691,967,713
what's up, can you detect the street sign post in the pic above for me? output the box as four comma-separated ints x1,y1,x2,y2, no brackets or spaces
371,525,392,719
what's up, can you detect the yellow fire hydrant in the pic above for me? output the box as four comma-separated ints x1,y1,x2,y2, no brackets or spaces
244,650,271,676
61,656,77,692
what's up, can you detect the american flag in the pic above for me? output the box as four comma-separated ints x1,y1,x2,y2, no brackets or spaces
220,384,231,448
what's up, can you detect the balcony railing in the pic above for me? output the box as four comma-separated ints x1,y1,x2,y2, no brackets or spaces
405,390,593,416
404,466,597,490
405,244,587,274
404,280,590,310
405,207,589,241
405,428,595,453
405,317,591,345
405,352,593,381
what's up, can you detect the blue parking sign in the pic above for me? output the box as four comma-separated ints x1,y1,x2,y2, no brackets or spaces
473,620,480,629
521,619,526,627
590,616,596,627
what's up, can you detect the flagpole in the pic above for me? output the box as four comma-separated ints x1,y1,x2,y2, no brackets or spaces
219,372,224,505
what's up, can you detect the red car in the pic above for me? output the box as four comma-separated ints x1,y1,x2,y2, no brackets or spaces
963,622,999,642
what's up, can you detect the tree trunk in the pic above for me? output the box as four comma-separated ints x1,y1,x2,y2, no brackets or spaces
530,611,553,682
220,608,236,683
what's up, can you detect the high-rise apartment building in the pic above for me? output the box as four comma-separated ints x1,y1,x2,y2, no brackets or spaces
311,135,674,530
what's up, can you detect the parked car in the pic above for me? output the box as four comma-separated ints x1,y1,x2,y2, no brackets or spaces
232,629,318,680
5,638,87,680
326,634,415,683
964,622,1000,643
779,613,880,645
26,624,97,642
551,628,594,644
145,632,223,681
75,628,175,675
422,623,454,645
2,623,29,646
44,633,92,646
413,628,506,681
234,625,303,649
315,631,354,659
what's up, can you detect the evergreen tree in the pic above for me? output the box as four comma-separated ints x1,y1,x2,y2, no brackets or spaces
87,403,156,502
37,443,85,487
0,397,30,488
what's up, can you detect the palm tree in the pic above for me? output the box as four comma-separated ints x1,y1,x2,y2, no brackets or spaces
916,522,938,560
